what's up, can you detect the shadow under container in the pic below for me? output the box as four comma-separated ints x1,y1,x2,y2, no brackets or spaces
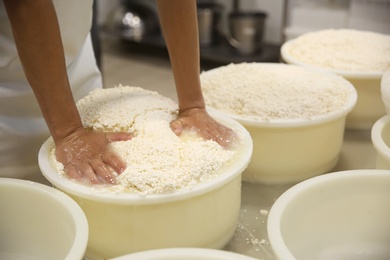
38,112,253,260
281,40,386,130
267,169,390,260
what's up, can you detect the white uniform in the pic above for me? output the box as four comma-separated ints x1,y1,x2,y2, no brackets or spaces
0,0,102,183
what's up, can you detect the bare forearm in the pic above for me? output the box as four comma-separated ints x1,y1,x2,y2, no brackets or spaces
157,0,205,111
4,0,82,143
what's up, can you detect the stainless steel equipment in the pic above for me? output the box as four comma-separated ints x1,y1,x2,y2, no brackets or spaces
227,11,267,55
106,2,159,41
197,2,223,47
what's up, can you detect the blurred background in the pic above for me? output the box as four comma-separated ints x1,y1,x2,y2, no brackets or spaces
86,1,390,258
91,0,390,98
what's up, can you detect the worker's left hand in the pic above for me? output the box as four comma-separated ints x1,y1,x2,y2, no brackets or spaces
170,107,237,148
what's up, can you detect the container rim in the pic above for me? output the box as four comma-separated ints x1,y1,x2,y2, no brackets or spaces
371,115,390,160
228,11,268,18
0,178,89,259
112,248,258,260
380,71,390,101
38,109,253,205
267,169,390,260
281,40,386,79
203,63,358,128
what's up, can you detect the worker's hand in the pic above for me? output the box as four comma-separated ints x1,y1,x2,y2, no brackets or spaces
170,107,237,148
55,127,133,184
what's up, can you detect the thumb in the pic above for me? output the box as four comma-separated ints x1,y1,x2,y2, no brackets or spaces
170,119,184,136
105,132,133,142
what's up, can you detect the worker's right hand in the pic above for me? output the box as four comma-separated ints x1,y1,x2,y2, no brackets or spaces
55,127,133,184
170,107,237,149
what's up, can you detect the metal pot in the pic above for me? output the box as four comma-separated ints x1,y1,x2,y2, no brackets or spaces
227,11,267,55
197,3,223,47
106,2,159,41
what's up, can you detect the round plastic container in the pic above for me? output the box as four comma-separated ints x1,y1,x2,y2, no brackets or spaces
281,39,386,130
112,248,257,260
371,115,390,169
267,169,390,260
0,178,88,260
201,64,357,184
381,71,390,114
39,110,253,260
232,104,356,184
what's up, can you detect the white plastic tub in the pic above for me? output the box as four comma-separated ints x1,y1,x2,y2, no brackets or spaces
39,110,252,260
0,178,88,260
232,106,355,184
267,169,390,260
371,115,390,169
201,63,357,184
281,37,387,130
112,248,257,260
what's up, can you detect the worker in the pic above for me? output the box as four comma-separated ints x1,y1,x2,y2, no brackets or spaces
1,0,235,184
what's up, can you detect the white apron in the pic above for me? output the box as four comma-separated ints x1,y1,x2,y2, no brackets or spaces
0,0,102,183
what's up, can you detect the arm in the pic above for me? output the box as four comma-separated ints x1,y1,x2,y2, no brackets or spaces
4,0,81,141
156,0,204,111
157,0,236,147
4,0,131,183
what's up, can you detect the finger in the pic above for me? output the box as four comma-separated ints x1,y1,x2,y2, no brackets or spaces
105,132,133,142
204,128,236,148
170,119,184,136
212,135,229,148
78,163,100,184
64,164,82,180
102,150,126,174
90,159,116,184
